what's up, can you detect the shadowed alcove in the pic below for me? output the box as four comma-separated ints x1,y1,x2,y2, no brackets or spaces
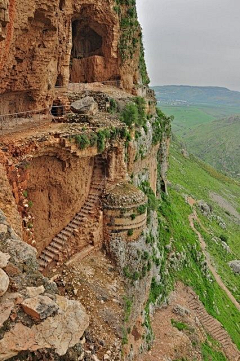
70,5,120,83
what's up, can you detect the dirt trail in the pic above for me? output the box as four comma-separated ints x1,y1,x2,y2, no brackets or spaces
188,197,240,312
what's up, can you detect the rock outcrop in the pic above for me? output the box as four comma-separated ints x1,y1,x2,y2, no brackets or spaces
228,260,240,274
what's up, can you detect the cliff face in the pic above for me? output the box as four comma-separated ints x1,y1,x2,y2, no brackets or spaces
0,0,148,114
0,1,171,360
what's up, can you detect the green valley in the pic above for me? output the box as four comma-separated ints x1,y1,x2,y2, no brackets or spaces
153,85,240,179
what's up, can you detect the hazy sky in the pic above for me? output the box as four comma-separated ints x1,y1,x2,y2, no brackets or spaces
136,0,240,91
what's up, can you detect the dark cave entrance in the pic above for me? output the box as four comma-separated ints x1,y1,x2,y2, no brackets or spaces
55,74,64,87
69,7,120,84
71,21,103,59
51,100,64,117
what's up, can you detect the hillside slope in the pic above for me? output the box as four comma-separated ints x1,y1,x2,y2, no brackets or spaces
153,86,240,179
185,115,240,179
140,138,240,359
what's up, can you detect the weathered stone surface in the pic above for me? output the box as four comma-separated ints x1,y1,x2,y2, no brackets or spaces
0,296,89,359
21,295,59,320
173,304,190,316
0,323,37,360
0,224,8,235
26,285,45,298
71,97,98,115
228,260,240,274
0,251,10,268
0,299,14,327
0,269,9,296
33,296,89,355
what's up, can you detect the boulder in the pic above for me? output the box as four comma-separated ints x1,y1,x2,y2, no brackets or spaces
173,304,190,316
21,295,59,320
228,260,240,274
197,200,211,216
0,297,89,359
71,97,98,115
26,285,45,298
0,269,9,296
0,252,10,268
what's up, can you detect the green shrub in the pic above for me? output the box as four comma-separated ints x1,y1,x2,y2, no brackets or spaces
123,296,133,322
137,204,147,214
74,134,90,149
120,103,138,127
128,229,133,236
89,133,98,147
152,108,172,145
134,96,147,126
219,234,228,243
23,190,28,198
97,131,106,152
171,319,189,331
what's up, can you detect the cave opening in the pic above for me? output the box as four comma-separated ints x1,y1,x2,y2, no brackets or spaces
69,6,121,84
51,100,64,117
55,74,64,87
71,21,103,59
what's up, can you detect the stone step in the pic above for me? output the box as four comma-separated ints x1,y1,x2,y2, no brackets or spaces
62,229,73,237
65,225,75,232
42,249,55,259
88,195,97,200
39,253,52,263
85,198,96,203
75,215,84,221
71,219,81,226
217,335,228,341
50,242,63,251
53,237,66,246
46,245,60,254
84,204,93,210
68,222,78,229
81,209,89,214
58,233,68,241
38,258,47,267
209,325,222,333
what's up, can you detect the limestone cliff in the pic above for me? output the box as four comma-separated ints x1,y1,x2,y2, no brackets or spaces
0,0,149,114
0,0,172,360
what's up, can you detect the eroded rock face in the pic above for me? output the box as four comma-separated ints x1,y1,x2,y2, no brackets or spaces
0,296,89,360
0,0,145,114
21,295,59,320
0,251,10,268
0,268,9,296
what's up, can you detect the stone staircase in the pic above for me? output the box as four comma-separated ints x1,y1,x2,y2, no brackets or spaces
37,156,106,272
188,293,240,361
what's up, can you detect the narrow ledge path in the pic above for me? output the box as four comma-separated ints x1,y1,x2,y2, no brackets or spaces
187,197,240,312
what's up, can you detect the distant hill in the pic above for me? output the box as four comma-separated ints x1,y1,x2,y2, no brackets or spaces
153,85,240,107
153,85,240,179
185,115,240,179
